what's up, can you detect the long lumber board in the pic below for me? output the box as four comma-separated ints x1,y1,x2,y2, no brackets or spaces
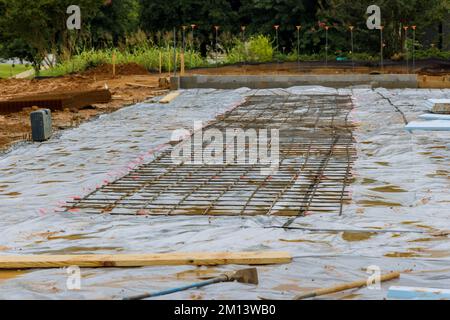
0,89,111,114
159,91,180,104
0,251,291,269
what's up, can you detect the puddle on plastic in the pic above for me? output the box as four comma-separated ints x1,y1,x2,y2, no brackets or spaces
37,246,124,254
279,238,333,246
0,270,29,282
342,232,376,242
385,248,450,258
357,200,402,207
341,293,362,300
272,283,305,293
47,234,98,241
2,192,21,197
369,185,407,193
176,268,221,280
361,178,379,185
408,236,448,243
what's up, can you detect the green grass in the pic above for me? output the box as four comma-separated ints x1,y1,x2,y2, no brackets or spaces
40,47,206,77
0,64,32,78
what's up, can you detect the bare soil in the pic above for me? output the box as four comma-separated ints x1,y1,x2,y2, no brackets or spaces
0,64,170,152
189,59,450,76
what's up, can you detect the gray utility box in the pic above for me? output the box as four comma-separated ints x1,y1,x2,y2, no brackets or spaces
30,109,52,142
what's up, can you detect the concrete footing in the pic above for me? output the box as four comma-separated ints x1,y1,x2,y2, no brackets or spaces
171,74,419,90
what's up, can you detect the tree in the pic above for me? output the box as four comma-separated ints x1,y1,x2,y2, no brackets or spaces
138,0,322,54
317,0,449,57
139,0,239,55
239,0,319,51
0,0,103,71
90,0,140,47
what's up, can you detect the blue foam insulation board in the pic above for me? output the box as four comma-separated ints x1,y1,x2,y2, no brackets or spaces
388,286,450,300
405,120,450,131
419,113,450,120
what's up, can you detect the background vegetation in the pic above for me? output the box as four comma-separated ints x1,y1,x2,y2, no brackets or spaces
0,63,32,78
0,0,448,75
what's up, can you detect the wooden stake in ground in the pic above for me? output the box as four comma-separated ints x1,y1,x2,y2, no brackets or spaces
180,52,185,76
159,50,162,74
168,47,171,75
0,251,292,269
112,52,116,77
293,271,400,300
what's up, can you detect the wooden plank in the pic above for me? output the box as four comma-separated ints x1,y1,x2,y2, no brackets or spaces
0,251,291,269
0,89,111,114
180,53,185,76
126,83,157,89
159,91,180,104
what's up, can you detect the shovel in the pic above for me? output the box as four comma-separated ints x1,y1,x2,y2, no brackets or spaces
123,268,259,300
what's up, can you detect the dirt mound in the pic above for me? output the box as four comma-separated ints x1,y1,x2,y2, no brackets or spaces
82,63,149,76
0,77,93,101
415,58,450,76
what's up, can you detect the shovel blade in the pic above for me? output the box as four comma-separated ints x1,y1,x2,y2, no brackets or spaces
232,268,259,285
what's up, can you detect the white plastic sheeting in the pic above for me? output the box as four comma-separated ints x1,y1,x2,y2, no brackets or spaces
0,87,449,300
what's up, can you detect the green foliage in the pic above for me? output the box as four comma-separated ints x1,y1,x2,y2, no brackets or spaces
40,46,205,76
284,50,378,62
0,38,38,66
139,0,239,56
248,35,274,62
1,0,448,76
90,0,140,46
350,52,378,61
0,0,104,70
318,0,449,57
225,35,274,63
239,0,317,49
414,48,450,59
0,63,32,78
0,0,140,71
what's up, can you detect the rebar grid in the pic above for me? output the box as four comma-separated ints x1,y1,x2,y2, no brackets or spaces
65,94,356,217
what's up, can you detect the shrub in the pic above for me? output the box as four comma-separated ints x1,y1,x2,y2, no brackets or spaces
226,35,273,63
413,47,450,60
247,35,274,62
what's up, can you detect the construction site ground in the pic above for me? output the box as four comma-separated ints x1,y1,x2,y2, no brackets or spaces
1,60,450,153
0,64,169,152
0,82,449,299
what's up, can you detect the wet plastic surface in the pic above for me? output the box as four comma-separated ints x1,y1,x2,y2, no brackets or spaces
0,87,449,300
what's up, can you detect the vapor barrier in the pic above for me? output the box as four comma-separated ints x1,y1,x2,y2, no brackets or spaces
0,87,449,299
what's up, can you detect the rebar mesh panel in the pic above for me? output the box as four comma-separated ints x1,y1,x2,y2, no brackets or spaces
65,94,356,217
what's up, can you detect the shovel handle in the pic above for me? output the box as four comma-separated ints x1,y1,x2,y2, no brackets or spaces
124,275,228,300
294,272,400,300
